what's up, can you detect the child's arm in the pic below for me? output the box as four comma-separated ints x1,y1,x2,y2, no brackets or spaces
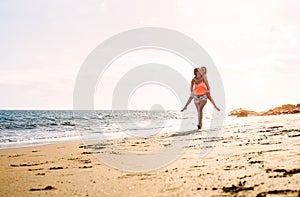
204,77,210,93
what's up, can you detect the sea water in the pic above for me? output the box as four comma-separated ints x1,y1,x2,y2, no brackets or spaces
0,110,299,149
0,110,194,149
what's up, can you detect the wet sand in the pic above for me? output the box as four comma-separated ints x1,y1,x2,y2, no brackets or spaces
1,121,300,196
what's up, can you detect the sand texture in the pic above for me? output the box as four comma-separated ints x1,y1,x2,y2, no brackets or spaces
1,123,300,196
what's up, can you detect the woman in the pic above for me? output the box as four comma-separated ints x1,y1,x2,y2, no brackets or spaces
181,66,220,112
192,68,208,130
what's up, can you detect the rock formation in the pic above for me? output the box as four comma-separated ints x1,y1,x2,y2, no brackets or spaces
229,103,300,117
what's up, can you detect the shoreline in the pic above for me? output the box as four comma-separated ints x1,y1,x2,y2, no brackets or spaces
2,113,300,150
0,138,81,150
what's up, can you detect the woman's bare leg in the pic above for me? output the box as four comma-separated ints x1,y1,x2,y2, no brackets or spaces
198,100,207,128
194,102,201,129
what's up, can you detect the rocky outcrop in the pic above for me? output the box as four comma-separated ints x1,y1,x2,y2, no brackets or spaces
228,108,260,117
229,103,300,117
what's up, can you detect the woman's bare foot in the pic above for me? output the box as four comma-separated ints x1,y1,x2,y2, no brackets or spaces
215,106,220,111
181,107,187,112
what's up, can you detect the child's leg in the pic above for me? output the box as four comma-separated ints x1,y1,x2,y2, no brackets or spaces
207,93,220,111
181,96,193,112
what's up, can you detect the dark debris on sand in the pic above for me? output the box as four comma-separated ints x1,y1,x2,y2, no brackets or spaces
266,168,300,177
29,185,55,191
49,166,63,170
10,163,42,167
256,189,300,197
222,181,256,194
78,165,93,169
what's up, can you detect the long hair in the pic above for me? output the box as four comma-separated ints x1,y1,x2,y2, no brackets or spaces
194,67,204,76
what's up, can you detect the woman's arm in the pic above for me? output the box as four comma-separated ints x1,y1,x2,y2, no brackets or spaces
190,79,194,92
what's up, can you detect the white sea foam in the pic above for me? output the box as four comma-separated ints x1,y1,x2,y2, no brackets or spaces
0,110,299,149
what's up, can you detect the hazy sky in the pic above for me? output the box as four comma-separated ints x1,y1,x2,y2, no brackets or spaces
1,0,299,111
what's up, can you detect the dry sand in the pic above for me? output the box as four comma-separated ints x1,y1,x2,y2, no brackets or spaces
1,126,300,196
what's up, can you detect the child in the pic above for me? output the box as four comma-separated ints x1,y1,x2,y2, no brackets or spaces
181,66,220,112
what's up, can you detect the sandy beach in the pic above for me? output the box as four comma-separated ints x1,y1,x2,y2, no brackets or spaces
1,115,300,196
2,0,300,196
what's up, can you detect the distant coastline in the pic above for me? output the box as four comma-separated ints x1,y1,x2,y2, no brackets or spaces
229,103,300,117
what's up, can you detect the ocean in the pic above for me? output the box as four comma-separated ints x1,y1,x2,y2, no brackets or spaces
0,110,299,149
0,110,195,149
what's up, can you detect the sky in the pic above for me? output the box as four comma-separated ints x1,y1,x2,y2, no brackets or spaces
0,0,299,111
